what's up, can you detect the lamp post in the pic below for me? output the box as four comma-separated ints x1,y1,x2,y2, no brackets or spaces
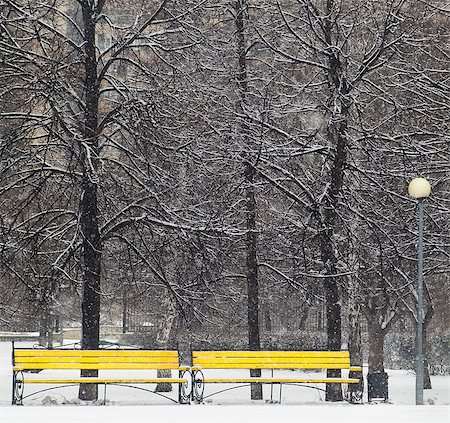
408,177,431,406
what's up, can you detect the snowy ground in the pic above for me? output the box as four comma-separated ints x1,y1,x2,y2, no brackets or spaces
1,341,448,422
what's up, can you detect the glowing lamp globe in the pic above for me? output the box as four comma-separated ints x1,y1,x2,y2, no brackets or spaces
408,178,431,200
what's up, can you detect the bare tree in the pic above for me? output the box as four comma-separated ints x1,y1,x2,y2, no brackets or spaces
252,0,449,400
0,0,205,400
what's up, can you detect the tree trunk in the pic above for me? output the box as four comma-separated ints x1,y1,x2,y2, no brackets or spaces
422,317,432,389
39,306,53,349
320,160,346,402
367,318,385,374
320,12,349,398
122,282,127,334
78,1,101,401
78,176,102,401
246,163,262,400
324,269,343,402
155,296,178,392
348,305,364,401
423,357,432,390
411,292,434,389
233,0,262,401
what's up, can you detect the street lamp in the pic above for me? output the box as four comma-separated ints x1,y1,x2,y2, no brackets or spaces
408,177,431,406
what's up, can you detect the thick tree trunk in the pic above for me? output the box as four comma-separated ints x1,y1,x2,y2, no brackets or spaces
367,318,385,374
319,4,349,396
155,296,178,392
78,170,101,401
324,269,343,402
78,179,102,401
78,1,101,401
366,316,390,402
320,124,347,401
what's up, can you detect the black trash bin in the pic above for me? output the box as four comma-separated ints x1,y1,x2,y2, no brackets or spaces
368,371,389,402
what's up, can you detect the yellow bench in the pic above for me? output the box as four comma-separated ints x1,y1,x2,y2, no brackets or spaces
191,350,363,403
12,345,191,405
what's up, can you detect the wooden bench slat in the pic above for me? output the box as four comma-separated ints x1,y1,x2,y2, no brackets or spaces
22,378,186,384
15,356,179,364
193,357,351,365
202,378,361,384
14,363,181,370
192,363,351,370
13,350,181,371
14,350,178,357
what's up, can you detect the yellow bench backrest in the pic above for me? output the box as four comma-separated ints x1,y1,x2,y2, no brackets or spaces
192,351,351,370
13,349,180,371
